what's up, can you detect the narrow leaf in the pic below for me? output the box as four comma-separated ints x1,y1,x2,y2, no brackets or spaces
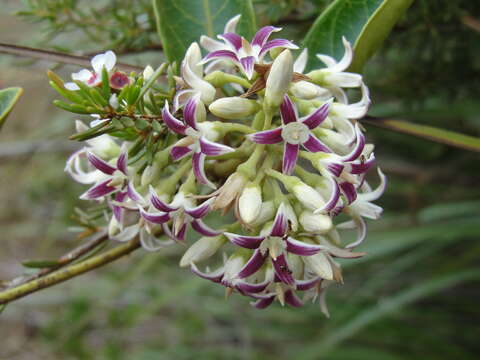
0,87,23,129
153,0,256,64
22,259,61,268
364,117,480,152
303,0,414,72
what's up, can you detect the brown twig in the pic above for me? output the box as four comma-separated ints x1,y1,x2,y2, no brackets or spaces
0,236,141,305
5,230,109,288
0,43,142,72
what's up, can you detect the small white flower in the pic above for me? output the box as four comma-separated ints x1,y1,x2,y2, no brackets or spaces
65,51,116,91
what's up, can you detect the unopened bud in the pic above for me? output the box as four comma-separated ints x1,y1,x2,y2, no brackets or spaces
293,182,326,211
109,94,119,109
179,235,225,267
209,97,260,120
290,81,325,100
299,211,332,233
250,200,275,227
143,65,155,80
303,251,333,280
238,183,262,224
265,50,293,109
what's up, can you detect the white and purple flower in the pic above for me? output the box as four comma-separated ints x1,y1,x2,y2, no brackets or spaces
201,17,298,79
139,186,220,242
162,96,235,189
65,51,116,91
248,95,331,174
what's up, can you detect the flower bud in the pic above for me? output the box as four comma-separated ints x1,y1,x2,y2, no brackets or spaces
109,94,119,109
250,200,275,227
179,235,225,267
303,251,334,280
238,183,262,224
290,81,327,100
299,211,332,233
265,50,293,109
143,65,155,80
209,97,260,120
292,182,326,211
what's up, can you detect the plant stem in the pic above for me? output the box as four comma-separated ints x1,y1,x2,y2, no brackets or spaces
0,237,141,305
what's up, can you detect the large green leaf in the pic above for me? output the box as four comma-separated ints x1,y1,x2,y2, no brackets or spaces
153,0,256,64
364,117,480,152
303,0,414,72
0,87,23,130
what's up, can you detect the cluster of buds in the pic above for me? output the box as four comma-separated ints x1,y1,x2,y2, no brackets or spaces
55,16,386,312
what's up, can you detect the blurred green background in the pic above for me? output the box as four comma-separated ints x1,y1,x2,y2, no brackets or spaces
0,1,479,359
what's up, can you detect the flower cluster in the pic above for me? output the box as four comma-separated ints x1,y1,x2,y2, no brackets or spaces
59,16,386,313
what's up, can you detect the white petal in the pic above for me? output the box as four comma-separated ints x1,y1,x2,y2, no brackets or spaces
72,69,93,82
64,82,80,91
293,48,308,73
200,35,225,52
224,14,241,33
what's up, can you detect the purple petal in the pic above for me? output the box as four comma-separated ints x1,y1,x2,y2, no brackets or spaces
325,160,344,177
149,187,177,212
238,249,267,278
192,152,216,189
301,102,330,129
219,32,242,50
252,296,275,309
173,223,187,242
240,56,255,79
116,152,128,175
302,134,332,153
341,124,365,162
112,191,128,222
191,263,224,283
224,232,265,249
86,152,116,175
203,49,239,63
259,39,298,57
236,278,269,293
284,290,303,307
349,154,376,175
199,137,235,156
282,143,299,175
191,219,221,237
248,127,283,144
252,26,281,47
171,145,193,161
340,182,357,204
286,237,323,256
127,182,143,202
162,101,187,135
183,96,199,130
272,254,295,286
139,207,170,224
315,177,340,213
184,199,212,218
270,203,288,237
280,95,298,125
80,179,117,200
296,277,321,291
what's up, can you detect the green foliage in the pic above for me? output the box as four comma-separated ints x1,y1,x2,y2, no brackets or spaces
303,0,413,72
0,87,23,129
153,0,256,64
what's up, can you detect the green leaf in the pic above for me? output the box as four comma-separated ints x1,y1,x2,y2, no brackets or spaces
301,269,480,358
303,0,414,72
153,0,256,64
22,259,61,268
0,87,23,130
364,117,480,152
